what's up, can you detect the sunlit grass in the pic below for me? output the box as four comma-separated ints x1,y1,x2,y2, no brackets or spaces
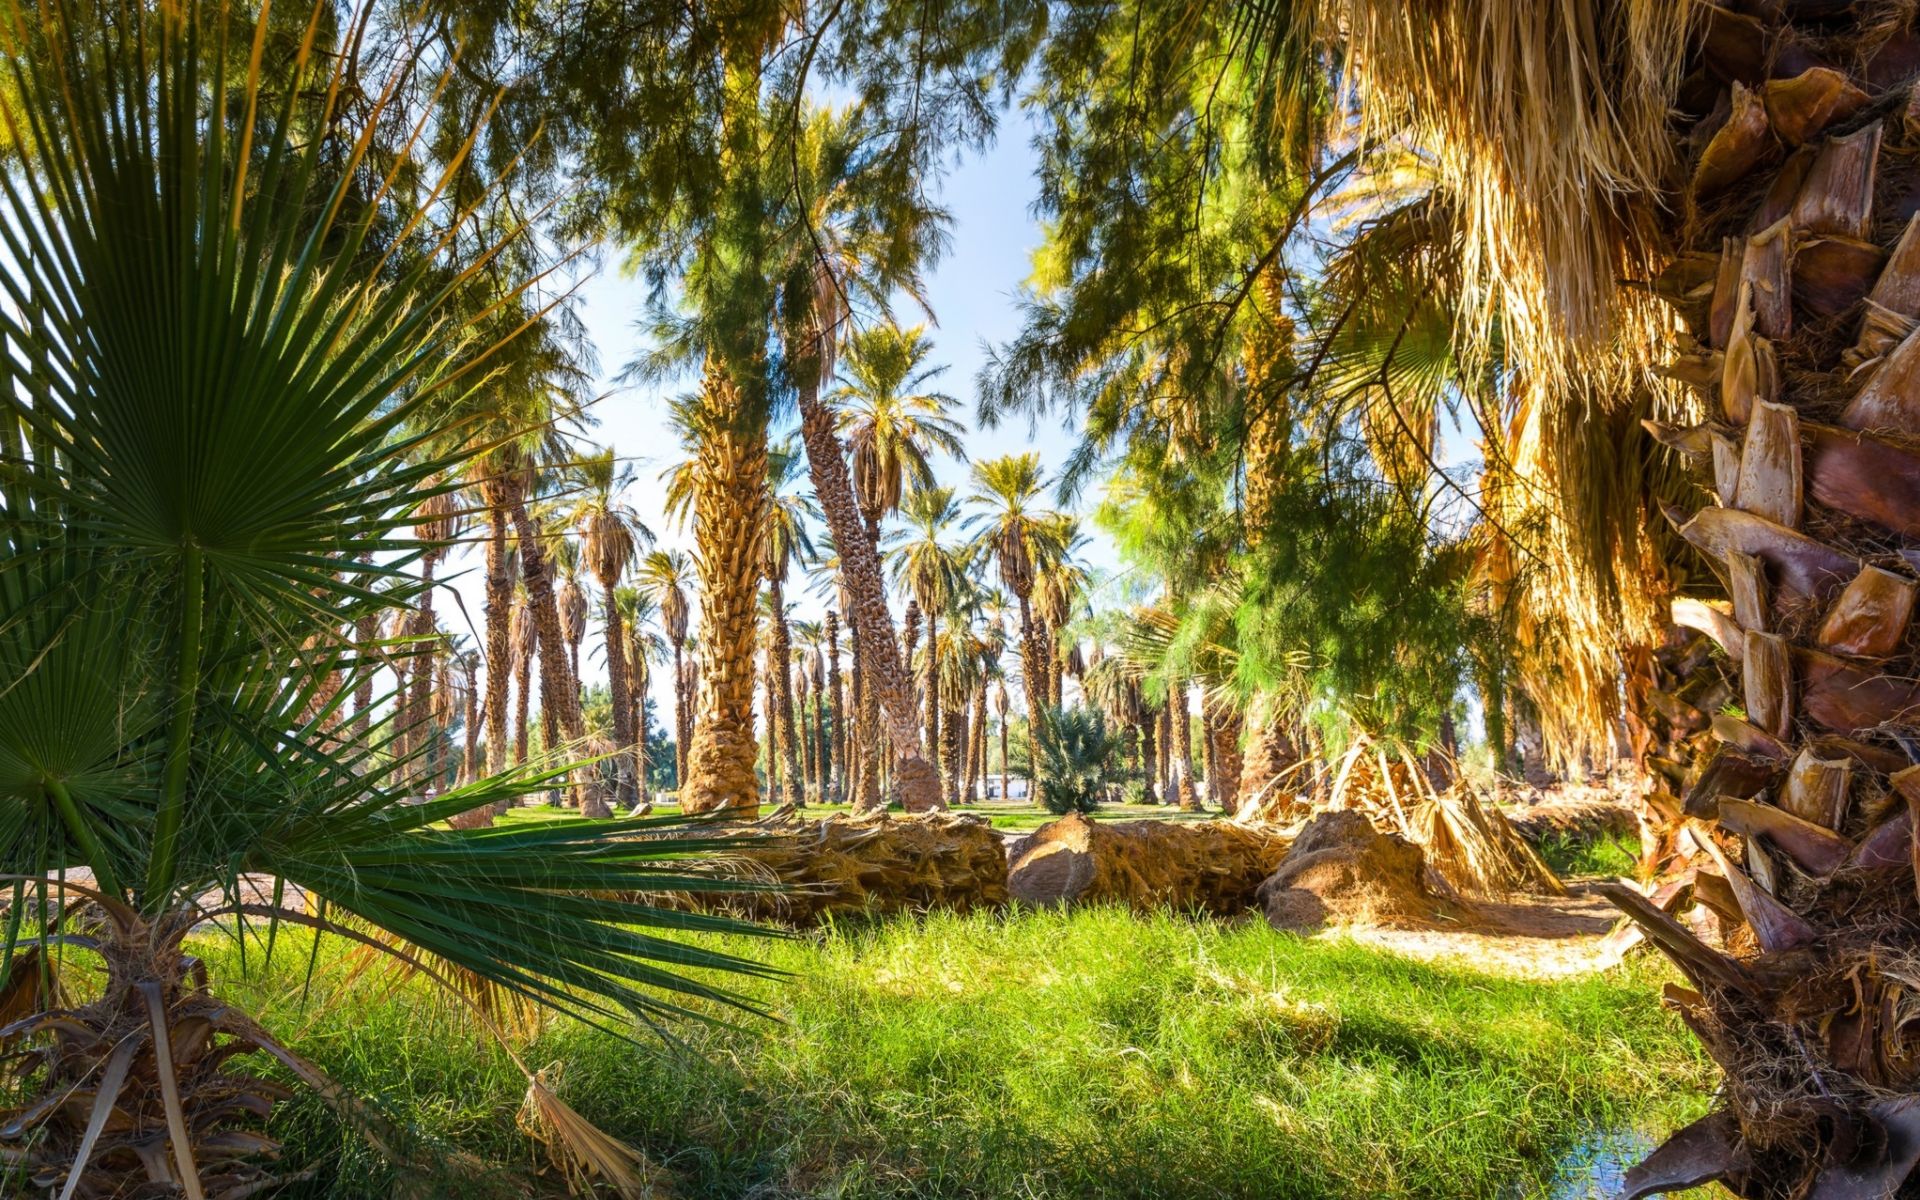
197,905,1712,1199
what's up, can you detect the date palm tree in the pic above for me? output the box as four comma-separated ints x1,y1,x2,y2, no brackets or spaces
638,549,696,792
835,325,966,544
965,454,1069,800
0,7,771,1192
888,485,969,805
763,441,820,807
576,449,655,809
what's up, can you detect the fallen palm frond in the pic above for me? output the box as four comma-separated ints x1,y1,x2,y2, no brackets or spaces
520,1062,675,1200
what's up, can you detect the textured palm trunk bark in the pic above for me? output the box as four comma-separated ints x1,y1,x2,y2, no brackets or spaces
401,552,439,784
768,575,803,806
1140,706,1159,804
923,609,945,805
1205,695,1242,812
1016,593,1048,805
1235,708,1299,822
794,386,943,810
825,610,843,802
1168,677,1199,811
681,375,768,817
600,580,639,808
1610,20,1920,1196
510,498,596,814
670,642,689,791
482,504,513,774
460,660,481,786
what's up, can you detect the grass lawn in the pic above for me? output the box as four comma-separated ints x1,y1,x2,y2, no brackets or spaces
198,906,1712,1199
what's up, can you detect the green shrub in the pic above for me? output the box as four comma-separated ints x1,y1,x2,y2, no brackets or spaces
1036,705,1118,813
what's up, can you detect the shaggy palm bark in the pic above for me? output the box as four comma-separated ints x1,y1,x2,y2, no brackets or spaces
1168,678,1200,811
509,491,590,790
794,388,944,811
923,610,944,805
826,610,844,802
600,579,638,807
461,657,481,785
1140,702,1160,804
682,367,769,817
510,597,534,773
1015,592,1049,802
481,494,515,774
1205,695,1242,813
768,576,803,806
1611,18,1920,1196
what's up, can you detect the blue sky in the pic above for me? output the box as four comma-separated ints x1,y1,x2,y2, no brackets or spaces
440,101,1121,708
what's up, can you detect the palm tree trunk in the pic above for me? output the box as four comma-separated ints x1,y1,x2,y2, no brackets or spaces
794,385,944,811
671,642,689,791
482,501,513,774
510,498,597,815
768,576,803,807
681,370,767,817
1139,703,1159,804
825,610,843,803
405,552,440,793
1015,591,1048,805
998,712,1009,805
513,640,531,767
923,607,943,805
1603,25,1920,1191
1168,677,1198,811
601,580,639,809
1205,694,1242,812
798,673,816,806
461,663,481,786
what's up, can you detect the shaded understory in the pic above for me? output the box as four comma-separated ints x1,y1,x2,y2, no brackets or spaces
194,904,1712,1199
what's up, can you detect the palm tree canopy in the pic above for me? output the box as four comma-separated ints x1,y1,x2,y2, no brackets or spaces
833,325,966,524
964,453,1066,599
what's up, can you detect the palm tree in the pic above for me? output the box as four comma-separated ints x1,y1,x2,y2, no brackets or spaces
0,11,771,1189
835,325,967,544
616,585,667,801
577,448,656,809
888,485,969,805
763,440,820,806
511,588,536,769
638,549,696,793
965,454,1069,801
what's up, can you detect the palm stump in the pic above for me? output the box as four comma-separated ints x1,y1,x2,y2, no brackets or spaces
1620,12,1920,1197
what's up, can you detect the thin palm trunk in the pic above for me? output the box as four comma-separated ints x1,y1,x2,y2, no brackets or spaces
825,611,842,803
671,641,689,790
1015,591,1047,804
1169,676,1198,811
1140,704,1159,804
482,502,513,774
601,581,638,808
923,608,942,805
768,577,803,807
794,384,943,811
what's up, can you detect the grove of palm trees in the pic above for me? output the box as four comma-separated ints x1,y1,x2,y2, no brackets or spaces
2,1,1917,1197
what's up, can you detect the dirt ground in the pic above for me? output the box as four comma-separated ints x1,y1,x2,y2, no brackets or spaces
1328,881,1628,980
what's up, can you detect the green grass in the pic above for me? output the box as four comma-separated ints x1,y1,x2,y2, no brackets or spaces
196,906,1711,1199
1534,831,1640,879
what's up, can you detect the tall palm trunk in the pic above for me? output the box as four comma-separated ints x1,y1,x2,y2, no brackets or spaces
512,597,533,769
848,618,879,809
1607,20,1920,1192
1205,694,1242,812
1138,700,1159,804
482,500,514,774
405,552,440,792
922,608,943,805
670,640,689,790
682,366,768,817
794,385,944,811
967,682,987,803
1015,590,1048,803
768,576,803,807
825,610,843,802
600,579,639,809
461,659,481,786
1168,676,1198,811
798,669,816,805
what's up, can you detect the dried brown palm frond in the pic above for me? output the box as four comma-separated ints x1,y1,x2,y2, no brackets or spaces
519,1063,674,1200
1319,0,1693,384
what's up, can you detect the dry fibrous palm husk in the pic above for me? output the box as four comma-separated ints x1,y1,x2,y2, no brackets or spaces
671,812,1008,926
1409,786,1566,899
1005,812,1291,914
1257,810,1471,933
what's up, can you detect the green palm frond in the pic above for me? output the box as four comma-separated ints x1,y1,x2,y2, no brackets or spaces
0,0,772,1032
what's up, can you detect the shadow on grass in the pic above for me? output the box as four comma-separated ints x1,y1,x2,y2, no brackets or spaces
199,905,1712,1200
